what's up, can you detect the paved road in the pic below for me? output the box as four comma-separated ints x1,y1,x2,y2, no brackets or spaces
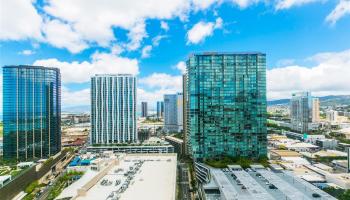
37,152,75,200
178,163,191,200
37,169,66,200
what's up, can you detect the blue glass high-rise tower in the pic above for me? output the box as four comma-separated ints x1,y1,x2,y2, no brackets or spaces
3,65,61,161
187,52,267,160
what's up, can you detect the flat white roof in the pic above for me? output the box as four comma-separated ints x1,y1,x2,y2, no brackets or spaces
118,155,176,200
0,175,11,182
285,142,318,148
57,169,100,199
59,154,177,200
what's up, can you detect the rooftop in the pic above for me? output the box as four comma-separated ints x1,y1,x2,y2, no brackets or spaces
270,149,301,157
203,167,336,200
57,153,177,200
190,52,265,57
93,74,134,77
3,65,60,72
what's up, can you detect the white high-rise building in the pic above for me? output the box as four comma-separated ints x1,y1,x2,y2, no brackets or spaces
290,92,312,133
312,98,320,122
90,74,137,144
326,110,338,123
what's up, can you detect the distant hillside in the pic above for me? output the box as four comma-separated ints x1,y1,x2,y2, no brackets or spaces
318,95,350,107
268,95,350,106
267,99,289,106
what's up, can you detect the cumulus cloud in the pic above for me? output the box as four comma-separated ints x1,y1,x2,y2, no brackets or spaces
33,52,139,83
160,21,169,31
3,0,339,54
231,0,261,8
267,49,350,99
140,35,167,59
18,49,35,55
175,61,187,74
141,45,152,58
42,19,88,53
138,73,183,105
0,0,191,53
125,21,148,51
139,73,182,90
186,17,223,45
275,0,321,10
0,0,43,40
111,44,124,55
326,0,350,25
62,87,90,107
43,0,190,50
192,0,218,10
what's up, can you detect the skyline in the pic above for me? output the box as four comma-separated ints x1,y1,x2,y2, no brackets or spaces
1,0,350,112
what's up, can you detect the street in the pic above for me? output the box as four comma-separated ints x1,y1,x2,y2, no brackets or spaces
178,163,191,200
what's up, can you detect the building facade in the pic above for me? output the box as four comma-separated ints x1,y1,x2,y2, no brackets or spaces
141,102,148,118
312,98,320,122
164,93,183,133
290,92,312,133
156,101,164,118
326,110,338,123
3,65,61,161
187,52,267,160
90,74,137,144
183,74,190,155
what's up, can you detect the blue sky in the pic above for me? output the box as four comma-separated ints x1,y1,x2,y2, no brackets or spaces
1,0,350,111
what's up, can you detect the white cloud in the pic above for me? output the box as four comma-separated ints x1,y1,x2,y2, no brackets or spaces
231,0,261,9
267,49,350,100
139,73,182,90
192,0,218,10
176,61,187,74
43,0,191,50
18,49,35,55
326,0,350,25
33,52,139,83
186,17,223,45
140,35,167,58
152,35,167,46
214,17,223,28
275,0,320,10
111,44,124,55
125,21,148,51
42,19,88,53
160,21,169,31
0,0,43,40
62,87,90,107
2,0,329,54
141,45,152,58
138,73,183,105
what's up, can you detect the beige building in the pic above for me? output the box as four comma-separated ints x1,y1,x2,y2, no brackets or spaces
312,98,320,122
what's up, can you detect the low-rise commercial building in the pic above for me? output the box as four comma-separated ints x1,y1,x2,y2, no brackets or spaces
0,176,11,188
196,163,336,200
87,145,174,154
315,139,338,150
164,136,184,157
56,153,177,200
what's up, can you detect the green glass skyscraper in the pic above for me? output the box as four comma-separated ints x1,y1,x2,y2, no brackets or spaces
186,52,267,160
